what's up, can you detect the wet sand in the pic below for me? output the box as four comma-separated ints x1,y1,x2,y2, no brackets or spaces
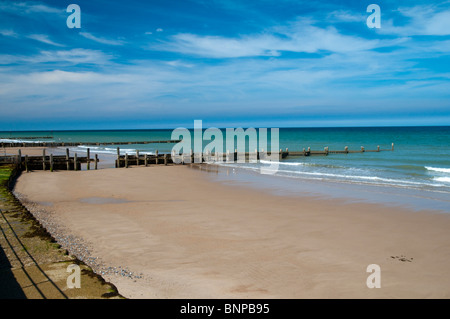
13,165,450,299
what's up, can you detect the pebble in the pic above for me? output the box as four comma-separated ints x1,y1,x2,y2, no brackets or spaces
14,192,144,280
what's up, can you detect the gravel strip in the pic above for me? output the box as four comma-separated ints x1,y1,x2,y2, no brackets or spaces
13,191,144,280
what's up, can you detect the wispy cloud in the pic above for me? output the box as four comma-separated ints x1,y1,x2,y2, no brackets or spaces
22,70,129,85
381,5,450,36
27,34,65,47
166,60,194,68
159,33,281,58
0,1,62,14
326,10,366,23
79,32,125,46
35,49,114,64
0,29,19,38
155,20,394,58
0,49,114,65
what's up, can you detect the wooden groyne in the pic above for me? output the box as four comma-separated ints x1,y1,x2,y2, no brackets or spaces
0,143,394,171
0,150,93,172
0,140,181,148
118,143,394,166
281,143,394,157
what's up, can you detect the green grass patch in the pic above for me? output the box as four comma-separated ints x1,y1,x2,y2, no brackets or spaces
0,165,14,186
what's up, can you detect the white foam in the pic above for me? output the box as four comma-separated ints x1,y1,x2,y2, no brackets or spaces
0,138,51,144
63,145,155,156
435,177,450,183
223,164,448,189
260,160,306,166
426,166,450,174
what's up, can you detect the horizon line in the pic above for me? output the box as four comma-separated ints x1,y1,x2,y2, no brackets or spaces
1,124,449,133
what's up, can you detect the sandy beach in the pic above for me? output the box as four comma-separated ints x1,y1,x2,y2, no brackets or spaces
2,147,49,157
11,163,450,299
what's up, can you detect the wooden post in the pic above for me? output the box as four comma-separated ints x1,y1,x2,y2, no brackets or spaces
42,149,46,171
17,149,21,169
87,148,90,170
164,154,168,165
279,149,282,160
66,148,70,170
361,146,365,152
145,154,148,167
377,145,380,152
50,154,54,172
324,147,328,155
155,150,159,165
345,146,348,153
74,153,78,171
117,147,120,168
308,147,310,152
125,153,128,168
25,155,29,172
95,154,98,170
392,143,394,151
136,150,139,166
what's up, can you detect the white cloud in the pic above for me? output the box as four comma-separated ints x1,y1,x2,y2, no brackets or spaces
155,21,389,58
26,3,62,14
23,70,128,85
80,32,125,46
0,49,113,65
27,34,64,47
381,5,450,36
327,10,366,23
422,10,450,35
160,33,281,58
1,48,448,125
0,29,18,38
0,1,62,14
166,60,194,68
26,49,114,64
156,28,164,32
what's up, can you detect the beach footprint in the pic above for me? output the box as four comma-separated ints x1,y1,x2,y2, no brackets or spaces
390,255,413,263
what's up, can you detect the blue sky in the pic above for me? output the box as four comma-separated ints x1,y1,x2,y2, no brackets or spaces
0,0,449,130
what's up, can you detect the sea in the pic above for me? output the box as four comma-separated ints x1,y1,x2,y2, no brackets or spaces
1,126,449,212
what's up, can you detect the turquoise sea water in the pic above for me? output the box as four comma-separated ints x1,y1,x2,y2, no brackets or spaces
1,126,449,211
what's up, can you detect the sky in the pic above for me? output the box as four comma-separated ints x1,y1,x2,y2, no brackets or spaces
0,0,449,130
